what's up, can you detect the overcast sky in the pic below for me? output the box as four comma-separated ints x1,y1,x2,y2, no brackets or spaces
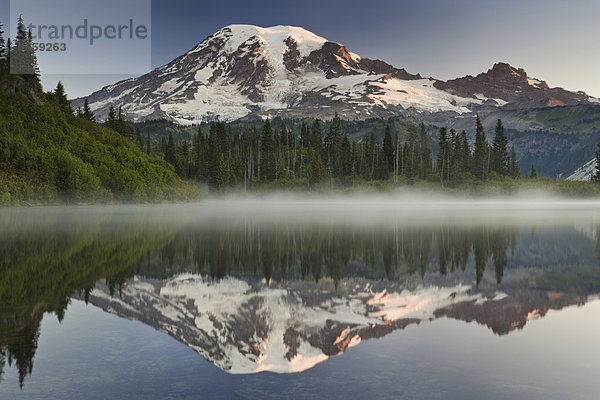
1,0,599,98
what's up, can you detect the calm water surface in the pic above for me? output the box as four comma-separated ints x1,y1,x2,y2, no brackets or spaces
1,198,600,399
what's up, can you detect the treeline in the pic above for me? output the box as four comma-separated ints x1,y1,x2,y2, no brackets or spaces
141,224,520,287
0,16,41,90
0,16,199,204
436,117,521,184
151,112,523,189
0,214,176,388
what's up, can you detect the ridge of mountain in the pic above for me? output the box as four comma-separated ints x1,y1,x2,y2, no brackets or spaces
71,25,598,125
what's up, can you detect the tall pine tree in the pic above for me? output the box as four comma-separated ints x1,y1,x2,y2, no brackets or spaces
146,130,152,155
261,119,276,181
105,105,117,128
383,125,394,173
11,16,40,87
491,119,509,176
437,127,448,183
325,113,344,177
54,82,72,114
419,123,432,179
165,132,177,166
509,146,520,179
593,142,600,183
311,119,322,155
81,99,96,122
0,22,6,61
473,115,489,180
460,130,471,173
405,126,418,178
530,164,537,178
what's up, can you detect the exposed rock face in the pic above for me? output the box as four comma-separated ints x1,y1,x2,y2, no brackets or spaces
358,58,422,81
567,158,597,181
433,62,591,108
71,26,598,125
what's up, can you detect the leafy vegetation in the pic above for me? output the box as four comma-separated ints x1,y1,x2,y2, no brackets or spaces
0,93,200,204
146,111,567,191
1,15,599,203
0,211,177,387
132,110,600,196
0,17,200,205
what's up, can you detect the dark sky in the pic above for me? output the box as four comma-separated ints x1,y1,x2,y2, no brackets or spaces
1,0,599,97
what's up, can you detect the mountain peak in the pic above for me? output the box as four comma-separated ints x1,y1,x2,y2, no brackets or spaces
72,27,596,124
488,62,528,78
431,60,594,107
215,24,328,52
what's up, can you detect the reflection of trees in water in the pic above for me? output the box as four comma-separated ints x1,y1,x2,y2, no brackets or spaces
1,219,599,388
140,224,520,287
0,219,175,388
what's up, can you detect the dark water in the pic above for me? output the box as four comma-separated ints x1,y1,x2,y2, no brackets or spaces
1,199,600,399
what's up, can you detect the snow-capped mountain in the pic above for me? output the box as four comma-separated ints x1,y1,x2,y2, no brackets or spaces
83,274,587,374
71,25,598,125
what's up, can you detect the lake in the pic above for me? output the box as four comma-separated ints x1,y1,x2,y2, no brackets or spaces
1,196,600,399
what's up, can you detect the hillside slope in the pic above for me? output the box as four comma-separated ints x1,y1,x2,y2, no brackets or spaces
0,91,200,204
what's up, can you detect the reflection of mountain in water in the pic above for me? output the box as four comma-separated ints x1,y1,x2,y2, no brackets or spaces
83,274,594,374
2,207,600,385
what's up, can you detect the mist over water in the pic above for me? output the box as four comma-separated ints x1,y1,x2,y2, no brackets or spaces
4,191,600,228
1,194,600,399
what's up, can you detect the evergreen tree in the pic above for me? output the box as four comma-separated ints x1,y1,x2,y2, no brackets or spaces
54,82,72,114
530,164,537,178
159,136,167,155
146,130,152,155
165,132,177,166
593,142,600,183
214,153,229,188
81,99,96,122
460,130,471,173
450,128,462,180
491,119,509,175
260,119,276,181
311,119,322,154
207,123,220,182
11,17,40,84
363,133,375,180
300,121,309,147
509,146,520,179
405,126,418,179
419,123,432,179
473,115,489,180
383,125,394,172
325,113,343,177
374,146,388,180
105,105,117,129
437,127,448,182
116,106,130,138
135,128,143,149
5,38,11,65
0,22,6,61
341,134,352,177
307,148,326,185
192,128,207,179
